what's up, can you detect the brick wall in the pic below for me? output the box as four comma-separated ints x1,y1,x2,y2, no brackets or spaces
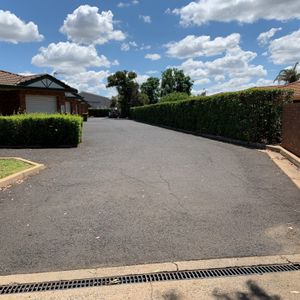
282,103,300,157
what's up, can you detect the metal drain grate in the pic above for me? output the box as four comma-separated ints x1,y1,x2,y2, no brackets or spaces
0,263,299,295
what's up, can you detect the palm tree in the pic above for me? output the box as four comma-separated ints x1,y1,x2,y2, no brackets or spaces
274,62,300,84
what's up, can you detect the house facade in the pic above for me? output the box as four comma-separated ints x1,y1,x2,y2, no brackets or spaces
0,70,89,116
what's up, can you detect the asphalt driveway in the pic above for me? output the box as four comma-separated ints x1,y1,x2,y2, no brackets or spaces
0,119,299,275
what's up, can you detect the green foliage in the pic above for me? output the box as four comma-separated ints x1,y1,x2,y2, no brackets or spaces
130,89,293,144
141,77,160,104
161,68,193,96
0,114,83,147
160,92,190,103
274,62,300,84
107,70,139,117
88,108,110,117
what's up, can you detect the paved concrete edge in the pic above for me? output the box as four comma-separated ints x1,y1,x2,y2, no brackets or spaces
0,254,299,286
265,150,300,189
0,157,45,188
266,145,300,169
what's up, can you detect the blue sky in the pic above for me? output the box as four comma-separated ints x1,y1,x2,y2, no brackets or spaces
1,0,300,96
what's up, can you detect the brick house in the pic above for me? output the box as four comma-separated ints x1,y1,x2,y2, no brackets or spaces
0,70,89,116
259,80,300,102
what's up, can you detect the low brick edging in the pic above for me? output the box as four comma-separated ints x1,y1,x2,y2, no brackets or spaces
0,157,45,188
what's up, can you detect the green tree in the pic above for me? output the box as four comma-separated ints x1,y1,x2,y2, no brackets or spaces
274,62,300,84
107,71,139,117
161,68,193,96
141,77,160,104
160,92,189,103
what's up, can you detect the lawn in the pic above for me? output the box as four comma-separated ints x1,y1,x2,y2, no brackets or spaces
0,159,31,179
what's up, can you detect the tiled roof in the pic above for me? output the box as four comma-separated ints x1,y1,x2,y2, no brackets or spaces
0,70,44,86
256,80,300,100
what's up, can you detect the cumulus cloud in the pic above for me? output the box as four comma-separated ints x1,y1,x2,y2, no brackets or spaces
121,41,138,51
257,27,282,46
118,1,139,8
0,10,43,43
139,15,151,23
145,53,161,60
176,46,267,93
32,42,111,74
268,28,300,64
62,70,110,94
135,74,149,85
173,0,300,26
60,5,125,45
165,33,240,59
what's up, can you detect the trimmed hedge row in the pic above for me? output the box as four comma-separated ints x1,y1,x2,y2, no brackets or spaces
0,114,83,147
130,89,293,144
88,108,110,117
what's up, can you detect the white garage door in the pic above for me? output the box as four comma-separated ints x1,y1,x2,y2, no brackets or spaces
25,95,57,114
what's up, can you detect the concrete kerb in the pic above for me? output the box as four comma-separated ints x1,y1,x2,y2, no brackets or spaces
266,145,300,169
0,157,45,189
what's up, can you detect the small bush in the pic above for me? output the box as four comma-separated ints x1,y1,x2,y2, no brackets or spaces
130,89,293,144
0,114,83,147
160,92,190,103
88,108,110,117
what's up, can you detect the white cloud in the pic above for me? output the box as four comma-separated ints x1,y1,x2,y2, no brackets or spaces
214,75,225,82
176,45,267,94
257,27,282,46
140,44,151,50
146,70,159,75
145,53,161,61
179,47,266,80
0,10,43,43
135,74,149,85
173,0,300,26
121,41,138,51
268,28,300,65
118,1,139,8
139,15,151,23
60,5,125,45
62,70,110,94
194,78,211,85
207,78,275,95
32,42,111,74
165,33,240,59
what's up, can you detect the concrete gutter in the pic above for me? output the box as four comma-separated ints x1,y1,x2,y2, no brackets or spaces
0,255,299,299
266,145,300,169
0,157,45,189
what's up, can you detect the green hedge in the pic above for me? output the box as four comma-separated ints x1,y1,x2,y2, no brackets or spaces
0,114,83,147
88,108,110,117
130,89,293,144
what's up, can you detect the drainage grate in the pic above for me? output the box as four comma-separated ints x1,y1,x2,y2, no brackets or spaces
0,263,299,295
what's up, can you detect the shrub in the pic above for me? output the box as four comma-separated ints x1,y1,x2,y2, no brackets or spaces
0,114,83,147
130,89,293,144
159,92,190,103
88,108,110,117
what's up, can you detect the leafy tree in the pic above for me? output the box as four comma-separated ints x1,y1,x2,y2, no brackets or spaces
107,71,139,117
141,77,160,104
161,68,193,96
274,62,300,84
160,92,189,103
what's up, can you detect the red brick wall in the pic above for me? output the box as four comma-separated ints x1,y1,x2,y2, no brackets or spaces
282,103,300,157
